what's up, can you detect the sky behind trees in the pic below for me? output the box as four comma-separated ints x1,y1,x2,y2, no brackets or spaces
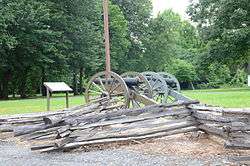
152,0,190,19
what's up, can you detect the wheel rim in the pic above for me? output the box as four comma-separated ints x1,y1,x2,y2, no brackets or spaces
158,72,181,92
85,71,130,109
142,72,169,104
121,72,153,108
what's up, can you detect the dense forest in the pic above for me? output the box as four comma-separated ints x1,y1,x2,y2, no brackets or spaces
0,0,249,99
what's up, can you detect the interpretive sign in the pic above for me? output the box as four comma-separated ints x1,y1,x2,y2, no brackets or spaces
44,82,73,111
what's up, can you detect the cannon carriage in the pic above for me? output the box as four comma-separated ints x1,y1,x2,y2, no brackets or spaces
85,71,191,109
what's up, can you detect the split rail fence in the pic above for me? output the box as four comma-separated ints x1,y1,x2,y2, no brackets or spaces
0,100,249,152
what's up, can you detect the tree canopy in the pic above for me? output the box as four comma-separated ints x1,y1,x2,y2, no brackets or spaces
187,0,250,65
0,0,249,99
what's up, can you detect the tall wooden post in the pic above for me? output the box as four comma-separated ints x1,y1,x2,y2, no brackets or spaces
103,0,111,74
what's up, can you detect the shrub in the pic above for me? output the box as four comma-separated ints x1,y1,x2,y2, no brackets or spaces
229,69,247,87
206,63,231,88
166,59,198,83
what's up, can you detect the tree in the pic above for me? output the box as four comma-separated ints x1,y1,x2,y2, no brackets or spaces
166,59,198,89
142,10,183,71
109,2,130,73
187,0,250,65
0,0,69,98
206,63,231,88
51,0,104,94
111,0,153,71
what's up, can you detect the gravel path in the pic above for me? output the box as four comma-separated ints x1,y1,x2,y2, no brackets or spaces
0,141,234,166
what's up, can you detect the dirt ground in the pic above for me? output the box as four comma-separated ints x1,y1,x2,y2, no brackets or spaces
125,133,249,157
0,132,249,166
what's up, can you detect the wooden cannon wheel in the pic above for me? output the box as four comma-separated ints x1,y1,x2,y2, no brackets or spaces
121,72,153,108
158,72,181,92
85,71,130,109
142,72,170,104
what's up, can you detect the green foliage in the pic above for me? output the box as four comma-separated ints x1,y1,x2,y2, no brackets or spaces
206,63,231,88
109,2,130,72
187,0,250,65
166,59,197,83
143,10,182,71
111,0,153,72
0,0,146,98
187,0,249,88
0,0,70,98
2,0,247,99
229,69,247,87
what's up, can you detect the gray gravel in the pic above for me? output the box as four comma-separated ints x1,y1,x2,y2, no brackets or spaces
0,141,237,166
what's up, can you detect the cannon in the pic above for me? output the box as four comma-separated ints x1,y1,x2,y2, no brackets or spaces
85,71,191,109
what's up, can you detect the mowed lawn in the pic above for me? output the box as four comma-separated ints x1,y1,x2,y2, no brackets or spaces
0,95,84,115
183,88,250,108
1,88,250,115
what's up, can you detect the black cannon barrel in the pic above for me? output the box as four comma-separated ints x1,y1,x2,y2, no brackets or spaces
93,78,141,87
164,78,176,85
144,76,176,84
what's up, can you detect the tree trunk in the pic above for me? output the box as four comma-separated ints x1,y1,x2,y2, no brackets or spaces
79,67,84,94
12,88,15,98
0,76,3,99
190,81,195,90
247,61,250,75
19,70,28,99
41,67,47,96
73,71,78,95
0,70,11,99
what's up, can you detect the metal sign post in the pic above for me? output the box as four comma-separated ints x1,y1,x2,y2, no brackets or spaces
103,0,111,74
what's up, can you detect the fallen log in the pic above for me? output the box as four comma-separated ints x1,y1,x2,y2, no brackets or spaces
35,133,57,140
73,106,192,125
196,119,230,126
57,130,71,138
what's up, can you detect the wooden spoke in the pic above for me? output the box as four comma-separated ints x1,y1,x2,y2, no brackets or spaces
92,82,105,93
109,84,121,94
85,71,129,109
142,72,169,104
98,77,106,91
108,78,116,93
121,72,153,108
88,89,102,95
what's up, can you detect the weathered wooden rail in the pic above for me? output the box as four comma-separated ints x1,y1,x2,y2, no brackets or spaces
189,105,250,150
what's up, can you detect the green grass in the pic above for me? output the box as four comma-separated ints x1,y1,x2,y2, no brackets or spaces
0,94,85,115
183,88,250,108
1,88,250,115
